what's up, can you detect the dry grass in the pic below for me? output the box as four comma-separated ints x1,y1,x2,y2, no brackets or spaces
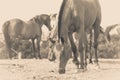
0,59,120,80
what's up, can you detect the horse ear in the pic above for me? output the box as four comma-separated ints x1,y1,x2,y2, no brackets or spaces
50,14,53,19
32,18,37,22
30,17,37,23
32,16,40,23
54,13,57,17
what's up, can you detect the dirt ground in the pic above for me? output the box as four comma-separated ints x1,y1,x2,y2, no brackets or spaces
0,59,120,80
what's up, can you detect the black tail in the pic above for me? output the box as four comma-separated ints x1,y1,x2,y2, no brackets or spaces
2,21,11,50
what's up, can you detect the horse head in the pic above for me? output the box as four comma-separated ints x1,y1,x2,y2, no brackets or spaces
50,13,58,29
30,14,53,31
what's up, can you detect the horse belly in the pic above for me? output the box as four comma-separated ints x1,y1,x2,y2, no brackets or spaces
21,25,41,39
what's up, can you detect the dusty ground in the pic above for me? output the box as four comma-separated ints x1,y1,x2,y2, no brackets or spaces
0,59,120,80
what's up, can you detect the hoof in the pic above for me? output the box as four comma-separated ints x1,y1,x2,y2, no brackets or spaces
59,68,65,74
72,59,79,65
78,68,84,73
94,64,100,70
38,56,42,59
78,67,87,72
49,58,55,62
93,60,98,64
88,64,100,70
84,67,87,71
89,59,93,64
34,55,42,59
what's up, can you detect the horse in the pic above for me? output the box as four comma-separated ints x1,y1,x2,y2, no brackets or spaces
104,24,119,43
2,14,53,59
48,14,105,64
75,24,118,64
58,0,101,74
48,13,73,61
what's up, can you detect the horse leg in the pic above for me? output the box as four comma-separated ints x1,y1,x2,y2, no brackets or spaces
59,37,71,74
77,18,87,70
48,41,56,61
8,48,13,59
31,39,36,58
36,37,41,59
7,40,13,59
93,21,100,65
89,30,93,64
68,32,79,67
78,32,87,71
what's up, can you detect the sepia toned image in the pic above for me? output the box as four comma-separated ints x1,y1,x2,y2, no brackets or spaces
0,0,120,80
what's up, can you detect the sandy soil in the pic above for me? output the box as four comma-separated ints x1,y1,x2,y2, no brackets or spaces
0,59,120,80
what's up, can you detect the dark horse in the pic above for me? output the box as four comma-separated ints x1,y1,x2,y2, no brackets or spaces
2,14,52,59
58,0,101,74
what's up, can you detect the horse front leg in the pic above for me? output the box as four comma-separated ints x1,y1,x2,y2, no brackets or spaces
36,37,41,59
68,32,79,68
78,34,87,71
77,23,87,71
59,37,71,74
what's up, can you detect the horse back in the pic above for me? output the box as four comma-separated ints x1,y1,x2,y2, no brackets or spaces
4,19,25,38
78,0,101,27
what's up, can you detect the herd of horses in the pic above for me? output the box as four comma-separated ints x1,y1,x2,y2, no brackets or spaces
2,0,120,74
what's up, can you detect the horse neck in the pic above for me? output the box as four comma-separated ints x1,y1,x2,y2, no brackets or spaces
41,19,48,28
39,22,44,28
40,15,50,28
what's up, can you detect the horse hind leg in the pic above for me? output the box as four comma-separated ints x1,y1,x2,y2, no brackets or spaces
89,30,93,64
93,19,100,65
68,32,79,68
7,48,13,59
31,39,36,58
2,21,13,59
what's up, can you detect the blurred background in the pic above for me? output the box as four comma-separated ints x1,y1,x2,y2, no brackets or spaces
0,0,120,59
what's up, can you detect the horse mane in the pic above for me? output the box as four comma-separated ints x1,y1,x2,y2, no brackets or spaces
58,0,67,40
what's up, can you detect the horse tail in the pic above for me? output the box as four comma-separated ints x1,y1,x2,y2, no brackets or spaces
2,21,11,50
58,0,67,44
99,26,104,34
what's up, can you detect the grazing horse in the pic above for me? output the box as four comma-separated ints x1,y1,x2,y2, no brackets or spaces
2,14,52,59
48,13,58,60
104,24,119,43
58,0,101,74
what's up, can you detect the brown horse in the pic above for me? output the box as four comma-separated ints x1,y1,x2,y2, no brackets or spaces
2,14,52,59
58,0,101,74
104,24,119,43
